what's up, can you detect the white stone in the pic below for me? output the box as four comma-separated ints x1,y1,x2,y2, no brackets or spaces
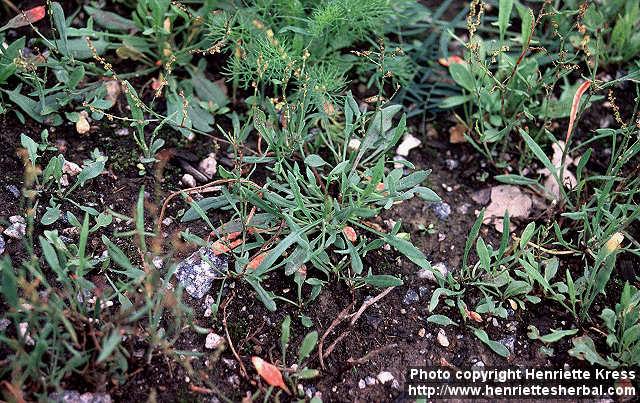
181,173,196,188
437,329,450,347
348,138,361,151
396,134,421,157
63,160,82,176
377,371,395,384
198,153,218,179
417,262,448,283
205,332,224,349
18,322,34,345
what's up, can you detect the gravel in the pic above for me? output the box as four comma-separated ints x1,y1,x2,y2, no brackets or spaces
49,391,112,403
175,247,228,299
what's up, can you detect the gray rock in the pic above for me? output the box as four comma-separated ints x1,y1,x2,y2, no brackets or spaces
175,247,228,299
431,202,451,220
358,379,366,389
471,188,491,205
500,335,516,353
5,185,20,198
403,289,419,305
0,235,4,255
49,391,111,403
3,216,26,240
418,262,448,283
365,376,377,386
418,286,429,298
444,159,459,171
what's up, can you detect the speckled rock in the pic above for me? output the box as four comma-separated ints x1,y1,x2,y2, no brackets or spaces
175,247,228,299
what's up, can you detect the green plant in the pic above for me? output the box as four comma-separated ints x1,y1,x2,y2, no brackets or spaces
599,282,640,366
571,0,640,64
181,94,439,311
568,282,640,368
0,190,196,397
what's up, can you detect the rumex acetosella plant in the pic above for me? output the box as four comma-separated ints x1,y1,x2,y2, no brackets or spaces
175,0,439,310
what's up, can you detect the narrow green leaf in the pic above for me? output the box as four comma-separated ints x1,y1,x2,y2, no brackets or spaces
97,331,122,363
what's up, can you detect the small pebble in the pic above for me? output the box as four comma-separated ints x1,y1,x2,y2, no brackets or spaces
418,328,426,337
417,262,448,283
418,286,429,298
0,235,4,255
0,318,10,331
198,153,218,179
403,289,419,305
5,185,20,198
63,160,82,176
444,159,459,170
3,216,26,240
431,202,451,220
152,256,164,269
500,335,516,353
377,371,394,384
437,329,450,347
365,376,377,386
358,379,366,389
205,332,224,349
181,173,197,188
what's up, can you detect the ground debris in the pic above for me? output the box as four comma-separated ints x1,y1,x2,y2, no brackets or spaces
3,215,26,239
396,134,421,157
175,247,228,299
484,185,532,232
49,390,112,403
376,371,394,384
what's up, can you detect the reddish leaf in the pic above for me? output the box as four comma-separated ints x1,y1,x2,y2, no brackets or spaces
1,6,46,31
438,55,464,67
466,309,483,323
251,356,290,393
247,253,266,270
343,226,357,242
565,80,591,144
211,232,243,255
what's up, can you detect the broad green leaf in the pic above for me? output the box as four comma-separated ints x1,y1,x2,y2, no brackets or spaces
247,277,276,311
427,314,459,327
51,3,68,56
297,331,318,364
85,5,137,31
191,71,228,107
41,206,61,225
280,315,291,360
449,63,475,92
364,274,403,288
384,235,430,269
538,328,578,343
20,134,38,164
304,154,327,168
519,222,536,249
